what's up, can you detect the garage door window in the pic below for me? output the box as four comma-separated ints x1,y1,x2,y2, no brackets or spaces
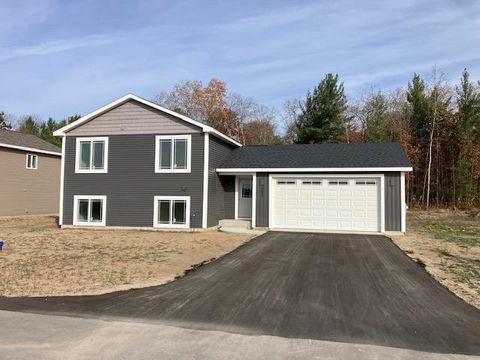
328,180,348,185
356,180,376,185
302,180,322,185
277,180,296,185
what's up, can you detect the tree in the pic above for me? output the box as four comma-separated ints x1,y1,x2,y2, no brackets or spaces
455,69,480,207
243,118,283,145
281,98,303,144
0,111,12,129
295,73,349,144
17,116,40,136
425,68,451,208
350,90,390,143
154,79,276,144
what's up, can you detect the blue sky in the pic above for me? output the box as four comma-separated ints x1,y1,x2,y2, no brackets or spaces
1,0,479,122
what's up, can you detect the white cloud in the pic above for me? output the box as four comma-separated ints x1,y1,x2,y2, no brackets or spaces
0,34,119,62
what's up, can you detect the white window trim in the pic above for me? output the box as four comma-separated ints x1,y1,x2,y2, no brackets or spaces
268,174,385,233
153,196,191,228
26,153,38,170
75,137,109,174
154,135,191,173
73,195,107,226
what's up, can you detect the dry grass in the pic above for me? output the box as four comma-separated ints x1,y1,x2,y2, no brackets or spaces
0,216,252,297
391,209,480,308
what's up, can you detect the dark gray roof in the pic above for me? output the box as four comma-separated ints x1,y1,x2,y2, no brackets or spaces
220,143,412,169
0,129,61,154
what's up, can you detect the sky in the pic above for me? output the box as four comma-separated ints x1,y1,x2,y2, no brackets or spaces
1,0,479,123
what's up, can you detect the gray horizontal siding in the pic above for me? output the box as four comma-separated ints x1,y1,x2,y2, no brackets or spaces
256,173,269,227
207,136,236,227
63,133,204,228
254,172,402,231
385,172,401,231
68,100,201,136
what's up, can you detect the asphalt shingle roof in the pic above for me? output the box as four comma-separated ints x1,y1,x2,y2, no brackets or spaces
220,143,411,169
0,129,61,154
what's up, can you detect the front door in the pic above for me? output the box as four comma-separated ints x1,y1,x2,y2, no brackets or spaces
238,178,252,219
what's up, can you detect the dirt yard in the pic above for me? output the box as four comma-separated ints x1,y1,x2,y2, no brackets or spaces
391,209,480,308
0,216,253,297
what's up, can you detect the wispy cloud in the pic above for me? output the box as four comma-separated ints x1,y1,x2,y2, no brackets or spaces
0,0,479,121
0,34,118,62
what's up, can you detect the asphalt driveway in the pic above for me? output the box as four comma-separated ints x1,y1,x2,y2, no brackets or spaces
1,232,479,355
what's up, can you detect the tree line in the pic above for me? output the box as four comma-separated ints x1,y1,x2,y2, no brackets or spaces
0,113,80,147
2,67,479,208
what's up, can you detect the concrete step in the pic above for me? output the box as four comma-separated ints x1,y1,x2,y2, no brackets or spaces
219,227,266,236
218,219,251,229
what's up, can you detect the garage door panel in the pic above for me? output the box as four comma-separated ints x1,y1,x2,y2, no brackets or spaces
272,176,381,233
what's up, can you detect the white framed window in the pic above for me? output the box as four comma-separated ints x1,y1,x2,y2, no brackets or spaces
153,196,190,228
73,195,107,226
26,154,38,169
75,137,109,173
155,135,191,173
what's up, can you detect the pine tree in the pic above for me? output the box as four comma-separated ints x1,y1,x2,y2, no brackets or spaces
362,91,390,143
295,74,349,144
17,116,40,136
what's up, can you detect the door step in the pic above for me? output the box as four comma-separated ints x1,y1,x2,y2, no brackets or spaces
218,219,251,229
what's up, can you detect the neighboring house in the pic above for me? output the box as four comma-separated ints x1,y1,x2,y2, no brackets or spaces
0,129,61,216
54,94,412,234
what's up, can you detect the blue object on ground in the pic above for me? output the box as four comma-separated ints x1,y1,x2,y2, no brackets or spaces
0,240,3,250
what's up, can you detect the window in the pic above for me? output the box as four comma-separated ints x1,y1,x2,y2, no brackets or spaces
302,180,322,185
356,180,376,185
75,137,108,173
73,196,106,226
155,135,191,173
153,196,190,228
328,180,348,185
241,183,252,198
277,180,296,185
26,154,37,169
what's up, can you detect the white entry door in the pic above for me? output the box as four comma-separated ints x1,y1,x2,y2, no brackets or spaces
238,178,253,219
271,177,381,232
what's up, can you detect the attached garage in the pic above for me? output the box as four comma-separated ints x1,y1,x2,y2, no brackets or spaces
270,176,383,233
217,143,412,234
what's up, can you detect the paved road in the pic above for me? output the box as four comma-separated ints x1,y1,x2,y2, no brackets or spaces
1,310,475,360
1,232,479,355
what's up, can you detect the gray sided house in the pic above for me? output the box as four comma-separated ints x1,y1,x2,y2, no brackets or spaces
54,94,412,234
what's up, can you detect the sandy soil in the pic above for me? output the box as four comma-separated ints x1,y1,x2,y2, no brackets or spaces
0,216,252,297
391,210,480,309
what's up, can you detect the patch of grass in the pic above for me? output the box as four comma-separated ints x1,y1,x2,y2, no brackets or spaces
409,216,480,248
437,248,453,257
444,257,480,290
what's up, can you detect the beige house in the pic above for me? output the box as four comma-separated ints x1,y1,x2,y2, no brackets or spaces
0,129,61,216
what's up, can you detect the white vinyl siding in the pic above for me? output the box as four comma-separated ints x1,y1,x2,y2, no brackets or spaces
75,137,108,173
155,135,191,173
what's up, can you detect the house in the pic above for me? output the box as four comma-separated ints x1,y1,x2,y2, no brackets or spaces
0,129,61,216
53,94,412,234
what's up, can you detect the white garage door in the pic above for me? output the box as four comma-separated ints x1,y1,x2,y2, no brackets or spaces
271,177,381,232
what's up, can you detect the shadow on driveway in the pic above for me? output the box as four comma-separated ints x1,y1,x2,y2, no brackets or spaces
1,232,479,355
